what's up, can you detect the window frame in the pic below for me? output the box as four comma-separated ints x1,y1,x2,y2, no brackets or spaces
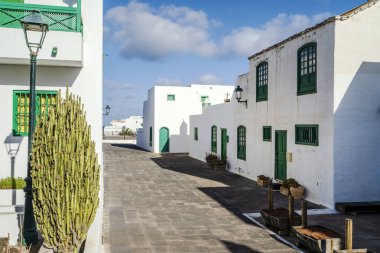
167,94,175,101
237,125,246,160
211,125,217,153
263,126,272,141
295,124,319,146
297,42,317,95
256,61,268,102
13,90,58,136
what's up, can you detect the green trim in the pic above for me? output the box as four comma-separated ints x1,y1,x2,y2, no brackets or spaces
237,125,246,160
297,43,317,96
263,126,272,141
167,94,175,101
194,127,198,141
211,125,217,153
0,0,24,3
0,2,82,32
295,124,319,146
256,61,268,102
13,90,57,136
149,126,152,147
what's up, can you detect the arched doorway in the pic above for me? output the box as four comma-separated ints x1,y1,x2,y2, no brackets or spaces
159,127,169,153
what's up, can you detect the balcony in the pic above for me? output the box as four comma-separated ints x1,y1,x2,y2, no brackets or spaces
0,1,83,67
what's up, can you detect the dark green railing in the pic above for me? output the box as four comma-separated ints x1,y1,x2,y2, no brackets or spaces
0,2,82,32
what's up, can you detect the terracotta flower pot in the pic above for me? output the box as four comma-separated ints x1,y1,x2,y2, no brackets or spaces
280,186,290,196
257,179,270,187
290,186,305,199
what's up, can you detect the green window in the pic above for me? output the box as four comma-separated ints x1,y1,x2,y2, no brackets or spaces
263,126,271,141
194,127,198,141
256,62,268,101
295,124,318,146
167,94,175,101
200,96,208,102
297,43,317,95
149,126,152,147
211,125,217,152
13,90,57,136
237,125,246,160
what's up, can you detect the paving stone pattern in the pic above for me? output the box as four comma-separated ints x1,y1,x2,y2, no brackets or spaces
103,144,297,253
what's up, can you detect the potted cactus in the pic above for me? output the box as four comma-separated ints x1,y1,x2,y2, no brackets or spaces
257,175,270,187
31,90,100,253
280,178,304,199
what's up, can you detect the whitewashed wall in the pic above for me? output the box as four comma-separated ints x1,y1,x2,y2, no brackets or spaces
189,102,234,164
234,23,336,208
333,2,380,204
138,84,234,153
0,0,103,251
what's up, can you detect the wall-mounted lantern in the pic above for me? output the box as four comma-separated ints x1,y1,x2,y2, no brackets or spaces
234,85,247,108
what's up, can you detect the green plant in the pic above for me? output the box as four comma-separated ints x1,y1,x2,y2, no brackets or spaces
31,90,100,253
0,177,26,189
119,128,135,137
281,178,300,189
204,153,226,167
257,175,270,180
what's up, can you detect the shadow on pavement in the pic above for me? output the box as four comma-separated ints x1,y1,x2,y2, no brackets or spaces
220,240,262,253
110,143,148,151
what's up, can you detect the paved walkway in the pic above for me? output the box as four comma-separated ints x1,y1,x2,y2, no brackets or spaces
102,144,297,253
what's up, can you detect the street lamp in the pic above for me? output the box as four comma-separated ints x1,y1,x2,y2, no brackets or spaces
20,10,49,246
103,104,111,116
234,85,248,108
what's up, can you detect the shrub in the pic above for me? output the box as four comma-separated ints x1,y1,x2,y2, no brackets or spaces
281,178,300,189
119,128,135,137
204,152,226,167
0,177,25,189
257,175,270,180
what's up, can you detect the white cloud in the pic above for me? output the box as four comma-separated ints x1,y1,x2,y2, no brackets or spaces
105,1,332,60
155,77,184,86
198,74,224,85
105,1,217,60
218,12,332,58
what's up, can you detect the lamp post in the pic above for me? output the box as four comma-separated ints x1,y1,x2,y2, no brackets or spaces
20,10,49,246
234,85,248,108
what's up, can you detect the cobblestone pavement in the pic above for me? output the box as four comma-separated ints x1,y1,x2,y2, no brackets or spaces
102,144,297,253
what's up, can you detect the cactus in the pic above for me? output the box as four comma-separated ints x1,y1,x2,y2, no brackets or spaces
30,89,100,253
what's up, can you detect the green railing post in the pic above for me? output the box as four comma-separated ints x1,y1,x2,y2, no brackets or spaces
76,0,81,32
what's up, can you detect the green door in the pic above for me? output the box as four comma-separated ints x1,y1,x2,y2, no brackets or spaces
159,127,169,153
221,129,227,160
275,131,287,181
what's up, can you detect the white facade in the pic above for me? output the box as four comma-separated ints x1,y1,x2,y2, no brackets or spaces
0,0,103,251
137,84,234,153
189,1,380,209
104,116,143,136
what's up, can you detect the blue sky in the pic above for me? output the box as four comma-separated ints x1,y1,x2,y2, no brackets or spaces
103,0,363,123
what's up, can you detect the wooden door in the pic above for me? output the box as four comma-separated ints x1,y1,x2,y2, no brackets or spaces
275,131,287,181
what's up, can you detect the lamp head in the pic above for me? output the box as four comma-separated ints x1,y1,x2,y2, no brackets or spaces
20,10,49,55
234,85,243,101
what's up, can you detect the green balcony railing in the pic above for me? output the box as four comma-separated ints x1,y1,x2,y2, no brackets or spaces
0,1,82,32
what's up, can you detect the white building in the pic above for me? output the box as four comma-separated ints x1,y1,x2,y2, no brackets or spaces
137,84,234,153
0,0,103,251
189,0,380,209
104,116,143,136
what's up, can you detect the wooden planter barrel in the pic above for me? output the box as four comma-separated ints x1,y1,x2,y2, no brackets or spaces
293,225,342,253
257,179,270,187
260,208,301,232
